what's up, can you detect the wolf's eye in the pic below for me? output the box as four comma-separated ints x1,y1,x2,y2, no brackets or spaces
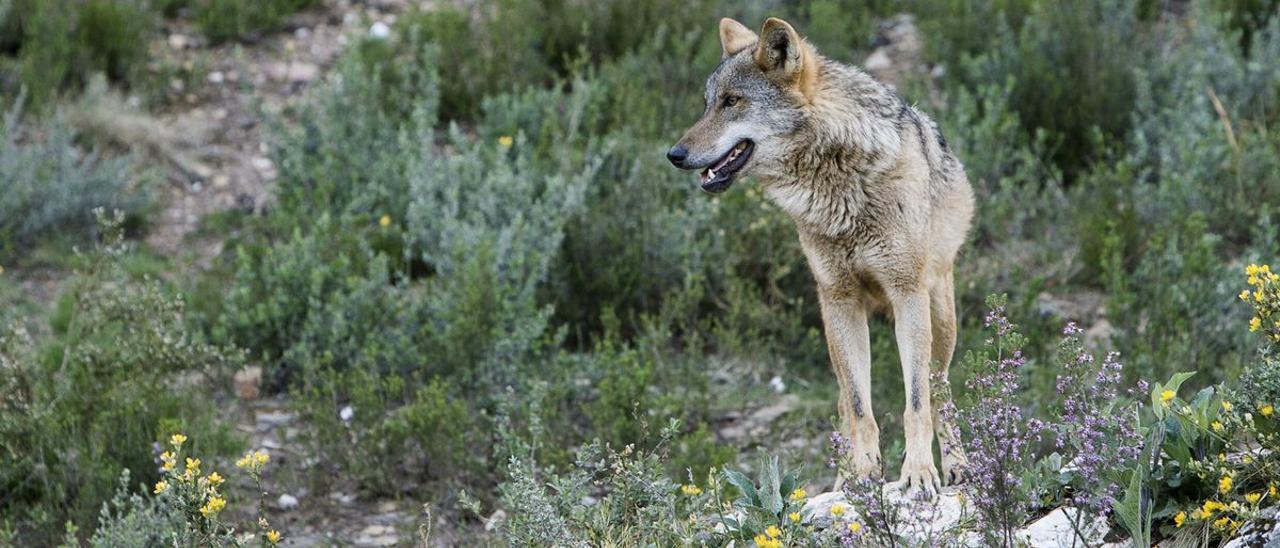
722,95,740,108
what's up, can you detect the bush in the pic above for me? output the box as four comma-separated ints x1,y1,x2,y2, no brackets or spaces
0,212,241,543
0,0,153,107
194,0,319,44
0,102,147,262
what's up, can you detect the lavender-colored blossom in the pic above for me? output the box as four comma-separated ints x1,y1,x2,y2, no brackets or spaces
957,301,1042,548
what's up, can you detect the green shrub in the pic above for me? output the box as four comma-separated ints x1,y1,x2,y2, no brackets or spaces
1,0,153,107
0,212,241,543
194,0,319,43
0,103,147,263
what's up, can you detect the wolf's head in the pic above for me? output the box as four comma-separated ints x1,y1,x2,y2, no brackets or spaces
667,17,817,193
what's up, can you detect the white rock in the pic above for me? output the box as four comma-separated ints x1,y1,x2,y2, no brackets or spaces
168,34,188,50
340,405,355,423
277,493,299,510
1018,507,1111,547
769,375,786,394
286,62,320,83
369,21,391,40
207,71,225,84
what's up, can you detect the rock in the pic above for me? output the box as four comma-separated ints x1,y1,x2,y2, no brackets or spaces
207,71,225,84
801,488,1128,547
339,405,355,423
862,14,924,88
769,375,786,394
802,488,966,540
250,156,278,181
1085,318,1115,348
168,34,189,50
369,21,391,40
353,524,398,547
286,62,320,83
1019,507,1110,547
277,493,299,510
484,509,507,532
233,366,262,400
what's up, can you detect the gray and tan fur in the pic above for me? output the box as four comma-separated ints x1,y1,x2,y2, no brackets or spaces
667,17,975,494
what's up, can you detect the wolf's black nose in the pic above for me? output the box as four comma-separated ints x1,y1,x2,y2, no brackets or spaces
666,145,688,168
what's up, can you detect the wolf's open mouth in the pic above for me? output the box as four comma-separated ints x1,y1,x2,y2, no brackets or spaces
699,140,753,193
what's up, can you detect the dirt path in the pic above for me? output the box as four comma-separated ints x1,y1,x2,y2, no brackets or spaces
142,0,409,268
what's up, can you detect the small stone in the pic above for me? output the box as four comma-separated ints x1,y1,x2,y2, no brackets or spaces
233,366,262,400
295,27,311,39
207,71,225,84
339,405,354,423
286,62,320,83
277,493,299,510
484,509,507,532
369,21,391,40
168,34,188,50
769,375,786,394
251,156,277,180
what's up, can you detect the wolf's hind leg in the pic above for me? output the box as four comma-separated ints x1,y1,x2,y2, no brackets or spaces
819,293,880,486
930,269,968,485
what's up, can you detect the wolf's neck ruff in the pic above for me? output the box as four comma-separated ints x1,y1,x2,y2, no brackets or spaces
761,62,908,237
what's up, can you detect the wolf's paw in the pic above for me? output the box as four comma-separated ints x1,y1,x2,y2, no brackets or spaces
940,450,969,486
891,458,941,498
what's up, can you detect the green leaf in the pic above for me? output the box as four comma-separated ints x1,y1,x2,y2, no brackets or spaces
723,469,759,506
759,456,784,516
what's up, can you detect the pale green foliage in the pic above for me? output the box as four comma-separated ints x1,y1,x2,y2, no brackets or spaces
0,104,146,260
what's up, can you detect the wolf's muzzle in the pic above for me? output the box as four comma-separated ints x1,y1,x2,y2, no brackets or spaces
666,145,689,168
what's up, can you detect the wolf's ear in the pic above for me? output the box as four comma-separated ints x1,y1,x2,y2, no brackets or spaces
719,18,757,59
754,17,808,83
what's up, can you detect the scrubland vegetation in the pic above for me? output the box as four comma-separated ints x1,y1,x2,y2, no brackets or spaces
1,0,1279,545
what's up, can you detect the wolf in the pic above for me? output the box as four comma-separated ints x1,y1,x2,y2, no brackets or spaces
667,17,975,494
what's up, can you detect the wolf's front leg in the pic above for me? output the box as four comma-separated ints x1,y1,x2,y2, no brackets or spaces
890,289,941,496
819,293,881,486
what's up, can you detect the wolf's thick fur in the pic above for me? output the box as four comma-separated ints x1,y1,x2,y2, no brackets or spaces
669,17,975,494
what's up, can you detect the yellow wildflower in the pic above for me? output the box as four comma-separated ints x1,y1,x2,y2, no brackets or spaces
169,433,187,447
1246,492,1262,505
497,135,514,147
765,525,782,538
1220,475,1234,494
1262,404,1275,417
266,530,282,544
160,451,176,471
753,533,781,548
1247,264,1260,277
154,480,169,494
1191,509,1204,520
1222,401,1233,412
1271,484,1278,498
788,512,801,523
1252,317,1263,332
1257,290,1266,301
185,457,201,475
680,484,702,496
1202,499,1226,515
789,487,807,502
1161,390,1175,405
1174,511,1186,528
1213,517,1233,530
200,496,226,518
379,215,391,228
849,522,862,533
1241,290,1252,301
254,450,270,466
1212,420,1224,432
206,472,224,486
1250,275,1261,286
236,453,251,469
830,503,846,517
